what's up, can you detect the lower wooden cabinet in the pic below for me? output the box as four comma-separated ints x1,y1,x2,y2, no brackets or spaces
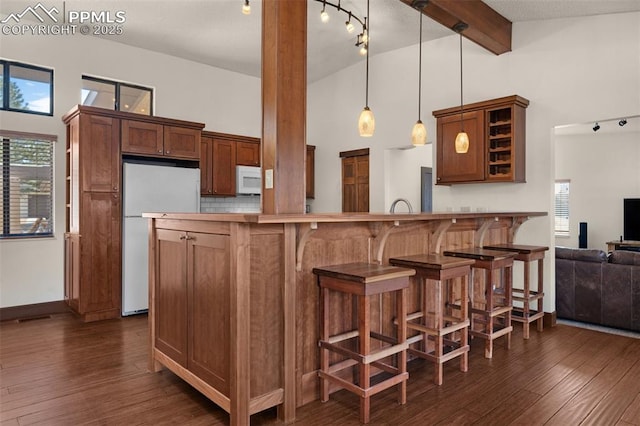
154,229,230,394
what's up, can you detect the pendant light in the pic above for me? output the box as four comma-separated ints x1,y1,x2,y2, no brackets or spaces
454,23,469,154
242,0,251,15
411,11,426,146
358,0,374,137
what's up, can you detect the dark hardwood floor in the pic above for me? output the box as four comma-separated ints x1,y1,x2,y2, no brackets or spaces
1,313,639,425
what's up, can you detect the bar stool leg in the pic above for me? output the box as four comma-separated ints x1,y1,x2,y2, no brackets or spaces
359,294,371,424
485,268,494,359
397,288,407,405
460,275,469,373
434,278,444,386
320,286,330,402
537,258,545,333
523,260,531,339
505,264,513,350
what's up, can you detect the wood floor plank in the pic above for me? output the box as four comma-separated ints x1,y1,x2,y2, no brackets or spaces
1,313,639,425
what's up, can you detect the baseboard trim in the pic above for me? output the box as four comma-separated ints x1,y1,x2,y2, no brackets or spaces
0,300,70,322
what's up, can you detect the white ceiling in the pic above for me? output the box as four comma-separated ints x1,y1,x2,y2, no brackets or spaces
3,0,639,82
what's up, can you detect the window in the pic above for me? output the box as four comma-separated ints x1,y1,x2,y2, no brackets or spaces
0,131,54,239
555,180,570,236
0,60,54,116
81,76,153,115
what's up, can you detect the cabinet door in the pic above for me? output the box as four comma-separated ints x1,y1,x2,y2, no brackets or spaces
164,126,201,160
154,229,188,366
121,120,164,156
436,110,485,184
78,192,121,318
212,139,237,196
236,141,260,166
306,145,315,199
188,232,231,395
80,114,120,192
342,154,369,212
200,137,214,195
64,233,80,312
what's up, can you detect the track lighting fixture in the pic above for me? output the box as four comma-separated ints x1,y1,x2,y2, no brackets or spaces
320,2,330,23
242,0,250,15
593,122,600,132
619,119,627,127
313,0,367,56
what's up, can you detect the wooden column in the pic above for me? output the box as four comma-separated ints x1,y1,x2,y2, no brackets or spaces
261,0,307,214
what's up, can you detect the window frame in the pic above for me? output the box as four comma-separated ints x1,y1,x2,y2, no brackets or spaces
0,130,55,240
81,75,154,115
554,179,570,237
0,59,54,116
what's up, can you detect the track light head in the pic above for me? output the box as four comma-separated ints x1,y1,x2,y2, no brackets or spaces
619,119,627,127
593,123,600,132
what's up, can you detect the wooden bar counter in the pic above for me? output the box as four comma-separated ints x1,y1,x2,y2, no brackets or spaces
143,211,545,425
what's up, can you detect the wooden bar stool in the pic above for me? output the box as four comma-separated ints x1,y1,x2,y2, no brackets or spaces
483,244,548,339
389,254,474,385
443,248,516,359
313,262,415,424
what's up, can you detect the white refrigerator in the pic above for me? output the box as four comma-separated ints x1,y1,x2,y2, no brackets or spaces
122,162,200,315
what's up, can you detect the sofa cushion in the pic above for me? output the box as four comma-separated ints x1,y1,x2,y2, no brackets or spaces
610,250,640,266
555,246,607,263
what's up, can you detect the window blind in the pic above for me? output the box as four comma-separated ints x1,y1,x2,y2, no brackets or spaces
554,180,570,235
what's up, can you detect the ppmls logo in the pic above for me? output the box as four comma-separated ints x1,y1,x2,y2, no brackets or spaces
1,2,60,24
1,2,126,36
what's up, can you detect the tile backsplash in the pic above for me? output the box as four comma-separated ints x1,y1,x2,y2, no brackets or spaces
200,196,261,213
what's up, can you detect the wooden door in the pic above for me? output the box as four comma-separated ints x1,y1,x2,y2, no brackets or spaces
164,126,201,160
187,232,231,395
121,120,163,156
154,229,188,366
212,139,237,196
436,110,485,184
306,145,315,199
341,150,369,212
78,192,121,319
236,141,260,166
80,114,120,193
200,137,214,195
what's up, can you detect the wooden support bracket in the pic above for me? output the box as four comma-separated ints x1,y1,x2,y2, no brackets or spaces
474,217,499,247
508,216,529,243
374,221,400,264
430,219,454,254
296,222,318,272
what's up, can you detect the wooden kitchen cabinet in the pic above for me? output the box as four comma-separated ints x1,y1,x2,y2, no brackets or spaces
201,131,260,196
236,141,260,166
153,228,231,394
121,118,201,160
306,145,315,199
433,95,529,184
63,105,204,322
341,148,369,212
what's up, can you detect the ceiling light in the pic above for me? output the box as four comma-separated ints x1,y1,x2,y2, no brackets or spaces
242,0,250,15
411,11,426,146
345,12,355,33
619,119,627,126
358,0,374,137
359,44,367,56
593,122,600,132
454,22,469,154
320,2,330,23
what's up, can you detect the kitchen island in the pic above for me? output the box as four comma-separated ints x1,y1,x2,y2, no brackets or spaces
143,211,545,425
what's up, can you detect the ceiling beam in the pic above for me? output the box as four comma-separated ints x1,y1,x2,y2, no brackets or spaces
401,0,512,55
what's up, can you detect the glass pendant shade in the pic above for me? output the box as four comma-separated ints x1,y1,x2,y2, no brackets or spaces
455,131,469,153
242,0,250,15
411,120,426,146
358,107,375,137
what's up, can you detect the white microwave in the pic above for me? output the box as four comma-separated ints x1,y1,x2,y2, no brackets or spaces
236,166,261,195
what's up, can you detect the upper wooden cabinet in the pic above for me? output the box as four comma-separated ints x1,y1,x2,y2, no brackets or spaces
306,145,315,199
433,95,529,184
236,141,260,167
121,116,203,160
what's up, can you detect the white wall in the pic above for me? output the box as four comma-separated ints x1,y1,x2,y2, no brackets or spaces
554,126,640,250
0,33,261,308
308,12,640,312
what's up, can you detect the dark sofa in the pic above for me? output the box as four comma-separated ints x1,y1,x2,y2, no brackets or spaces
556,247,640,332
